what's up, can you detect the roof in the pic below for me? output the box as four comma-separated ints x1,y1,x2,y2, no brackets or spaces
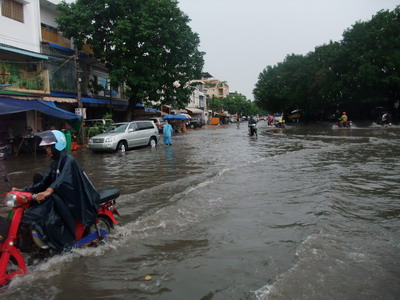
186,107,204,114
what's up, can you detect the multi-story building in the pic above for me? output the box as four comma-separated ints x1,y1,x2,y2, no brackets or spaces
39,0,129,120
0,0,129,141
185,79,208,122
1,0,53,136
202,72,229,99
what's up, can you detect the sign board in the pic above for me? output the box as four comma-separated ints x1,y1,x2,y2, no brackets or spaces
75,108,87,119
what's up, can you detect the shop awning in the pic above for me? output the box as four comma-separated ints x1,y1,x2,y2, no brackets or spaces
43,96,77,103
0,90,38,98
0,97,82,120
42,42,89,58
0,45,48,60
82,97,128,106
186,107,204,114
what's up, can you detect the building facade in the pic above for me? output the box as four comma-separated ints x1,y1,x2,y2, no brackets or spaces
0,0,130,140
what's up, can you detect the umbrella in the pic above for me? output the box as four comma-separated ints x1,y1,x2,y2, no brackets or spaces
163,114,190,120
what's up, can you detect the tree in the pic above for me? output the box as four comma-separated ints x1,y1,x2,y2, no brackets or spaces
254,5,400,120
208,93,261,116
57,0,204,120
208,96,223,112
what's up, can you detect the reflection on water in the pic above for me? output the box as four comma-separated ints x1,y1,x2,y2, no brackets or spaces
0,122,399,299
163,146,175,174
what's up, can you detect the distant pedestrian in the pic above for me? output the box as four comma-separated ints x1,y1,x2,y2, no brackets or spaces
163,121,173,145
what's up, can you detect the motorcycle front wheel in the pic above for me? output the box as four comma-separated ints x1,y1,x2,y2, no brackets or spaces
0,252,27,285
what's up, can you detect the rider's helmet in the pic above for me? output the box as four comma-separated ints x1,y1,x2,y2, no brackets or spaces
37,130,66,158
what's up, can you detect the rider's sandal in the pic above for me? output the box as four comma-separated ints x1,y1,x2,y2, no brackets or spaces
32,230,49,249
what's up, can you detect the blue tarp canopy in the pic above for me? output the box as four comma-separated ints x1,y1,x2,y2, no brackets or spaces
0,97,82,120
49,92,129,107
163,114,189,120
43,42,89,58
81,97,128,106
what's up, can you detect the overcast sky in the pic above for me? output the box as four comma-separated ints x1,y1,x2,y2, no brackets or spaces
177,0,399,100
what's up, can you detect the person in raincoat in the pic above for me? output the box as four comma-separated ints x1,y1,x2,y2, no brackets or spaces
12,130,99,251
163,120,174,145
338,112,348,126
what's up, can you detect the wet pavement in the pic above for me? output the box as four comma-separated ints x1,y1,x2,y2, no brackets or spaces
0,121,399,299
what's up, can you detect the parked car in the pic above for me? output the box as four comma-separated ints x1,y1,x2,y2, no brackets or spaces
88,121,160,152
188,117,205,129
148,117,166,133
85,119,114,127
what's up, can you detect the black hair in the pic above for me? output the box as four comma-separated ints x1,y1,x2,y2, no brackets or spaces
50,144,61,159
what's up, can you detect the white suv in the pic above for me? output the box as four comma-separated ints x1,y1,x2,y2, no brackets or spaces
88,121,160,152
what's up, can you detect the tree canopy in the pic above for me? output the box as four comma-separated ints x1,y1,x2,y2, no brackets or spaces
253,6,400,120
57,0,204,119
208,93,261,116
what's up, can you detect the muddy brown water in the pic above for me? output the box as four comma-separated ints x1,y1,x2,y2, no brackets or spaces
0,122,399,299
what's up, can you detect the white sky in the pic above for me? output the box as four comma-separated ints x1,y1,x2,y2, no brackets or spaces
177,0,399,100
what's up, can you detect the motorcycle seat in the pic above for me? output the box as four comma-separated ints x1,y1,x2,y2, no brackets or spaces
97,188,120,204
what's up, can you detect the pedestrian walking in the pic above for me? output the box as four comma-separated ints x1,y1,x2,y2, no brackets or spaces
163,121,173,145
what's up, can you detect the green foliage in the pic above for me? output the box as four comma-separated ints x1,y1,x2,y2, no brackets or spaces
85,113,114,137
254,6,400,118
209,93,261,116
57,0,204,118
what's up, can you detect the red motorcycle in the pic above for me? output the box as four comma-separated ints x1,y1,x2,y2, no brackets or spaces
0,188,120,285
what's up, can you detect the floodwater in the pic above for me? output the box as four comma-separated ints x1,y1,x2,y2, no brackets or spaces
0,122,399,299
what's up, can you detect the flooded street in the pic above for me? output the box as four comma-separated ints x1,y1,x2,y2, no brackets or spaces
0,122,399,299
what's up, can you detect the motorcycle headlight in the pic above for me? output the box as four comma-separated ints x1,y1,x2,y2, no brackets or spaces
4,193,29,208
5,193,17,208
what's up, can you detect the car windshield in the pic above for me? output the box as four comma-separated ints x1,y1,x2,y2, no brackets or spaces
106,123,128,133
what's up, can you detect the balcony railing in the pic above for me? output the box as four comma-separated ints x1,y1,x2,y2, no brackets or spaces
41,27,72,49
0,62,48,92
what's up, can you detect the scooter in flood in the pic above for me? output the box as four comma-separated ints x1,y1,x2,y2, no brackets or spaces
274,120,286,128
0,175,120,286
335,121,352,128
248,123,258,137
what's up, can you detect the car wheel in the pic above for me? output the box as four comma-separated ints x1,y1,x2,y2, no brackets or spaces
190,123,195,129
149,137,157,148
117,141,127,152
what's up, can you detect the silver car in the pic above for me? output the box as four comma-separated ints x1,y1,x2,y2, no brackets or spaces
88,121,160,152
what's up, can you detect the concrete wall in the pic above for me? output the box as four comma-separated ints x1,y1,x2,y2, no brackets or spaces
0,0,42,53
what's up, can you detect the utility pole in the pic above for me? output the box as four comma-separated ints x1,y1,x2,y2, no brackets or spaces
74,50,84,143
108,79,113,114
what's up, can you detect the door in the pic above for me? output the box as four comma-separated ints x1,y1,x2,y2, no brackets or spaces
126,123,139,147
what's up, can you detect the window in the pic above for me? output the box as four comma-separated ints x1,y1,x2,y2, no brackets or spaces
2,0,24,23
137,122,154,130
128,123,138,131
